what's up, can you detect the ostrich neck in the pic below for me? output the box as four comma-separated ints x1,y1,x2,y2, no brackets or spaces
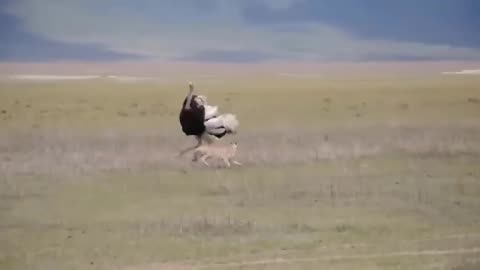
185,91,194,110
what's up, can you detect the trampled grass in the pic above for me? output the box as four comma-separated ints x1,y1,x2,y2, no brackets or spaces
1,74,480,269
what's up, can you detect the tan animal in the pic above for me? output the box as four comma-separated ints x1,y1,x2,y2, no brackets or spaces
192,142,242,168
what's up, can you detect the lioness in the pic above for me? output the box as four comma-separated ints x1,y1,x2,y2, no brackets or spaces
192,142,242,168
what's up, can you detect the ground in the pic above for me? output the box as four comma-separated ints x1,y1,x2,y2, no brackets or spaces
1,73,480,269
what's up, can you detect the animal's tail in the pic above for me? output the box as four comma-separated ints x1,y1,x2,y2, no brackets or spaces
218,113,239,133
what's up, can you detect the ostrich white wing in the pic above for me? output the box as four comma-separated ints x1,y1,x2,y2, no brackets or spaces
219,113,239,132
195,95,207,105
206,127,227,135
204,113,239,132
204,105,219,120
204,117,223,129
204,117,226,135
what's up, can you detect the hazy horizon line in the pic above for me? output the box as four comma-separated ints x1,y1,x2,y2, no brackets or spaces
1,60,479,77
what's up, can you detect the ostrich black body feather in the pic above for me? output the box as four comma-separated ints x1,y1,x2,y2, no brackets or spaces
179,94,206,137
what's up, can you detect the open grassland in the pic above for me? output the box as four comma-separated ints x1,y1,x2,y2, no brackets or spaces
1,74,480,270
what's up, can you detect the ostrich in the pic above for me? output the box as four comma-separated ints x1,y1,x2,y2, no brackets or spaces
178,82,239,156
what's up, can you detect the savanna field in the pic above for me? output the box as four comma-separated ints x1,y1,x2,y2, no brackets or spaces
1,74,480,269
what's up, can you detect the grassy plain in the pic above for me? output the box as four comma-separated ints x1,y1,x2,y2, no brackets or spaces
1,74,480,270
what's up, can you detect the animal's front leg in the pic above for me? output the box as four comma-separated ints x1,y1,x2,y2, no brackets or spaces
232,160,242,166
223,157,231,168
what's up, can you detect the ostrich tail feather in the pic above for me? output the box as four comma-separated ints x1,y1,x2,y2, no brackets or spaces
220,113,239,133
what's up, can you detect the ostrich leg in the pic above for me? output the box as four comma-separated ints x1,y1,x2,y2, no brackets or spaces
177,136,202,157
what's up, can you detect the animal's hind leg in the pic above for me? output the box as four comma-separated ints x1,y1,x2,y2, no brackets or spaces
200,155,210,167
192,151,200,162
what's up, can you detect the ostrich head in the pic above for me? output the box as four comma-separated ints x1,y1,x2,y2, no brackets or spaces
188,81,194,93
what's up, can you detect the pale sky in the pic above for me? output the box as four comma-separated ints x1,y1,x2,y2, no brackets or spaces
1,0,480,62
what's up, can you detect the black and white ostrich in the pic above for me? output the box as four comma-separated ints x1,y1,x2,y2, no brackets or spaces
178,82,239,155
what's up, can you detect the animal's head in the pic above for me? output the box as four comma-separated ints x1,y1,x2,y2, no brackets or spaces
231,142,238,149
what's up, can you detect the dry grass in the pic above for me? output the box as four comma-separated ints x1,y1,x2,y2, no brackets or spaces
1,125,479,176
1,75,480,269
